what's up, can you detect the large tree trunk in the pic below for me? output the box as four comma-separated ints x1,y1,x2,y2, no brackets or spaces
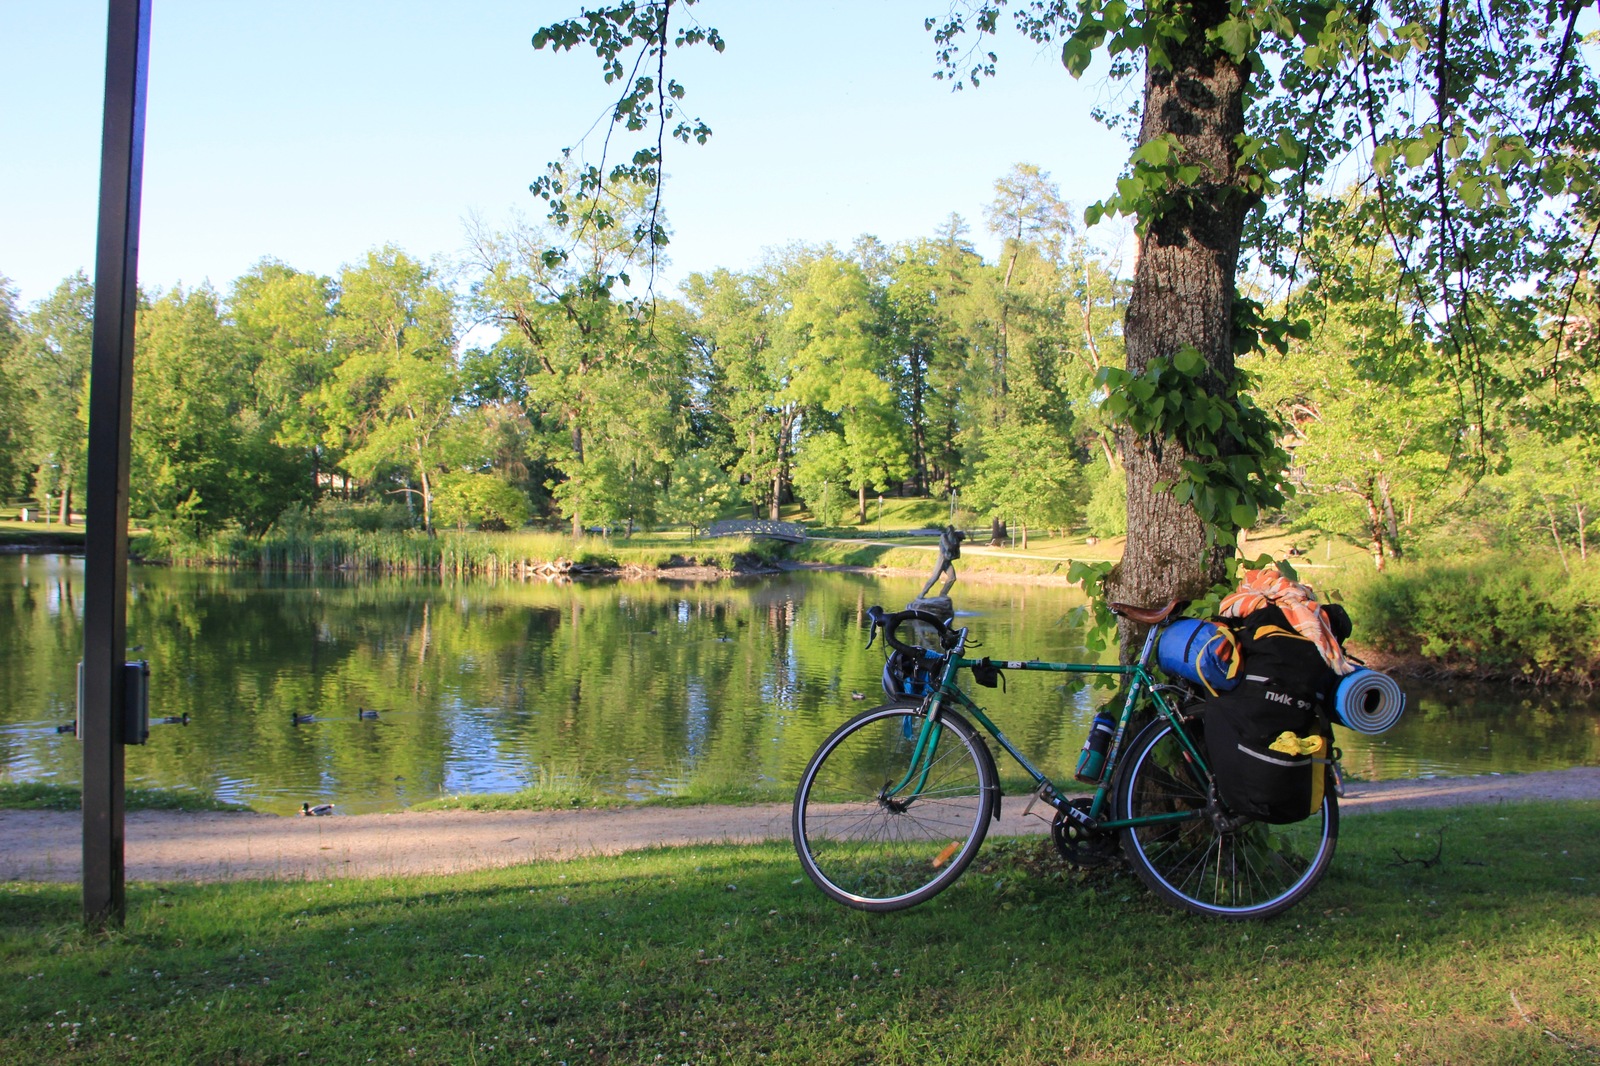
1106,12,1253,659
59,484,72,527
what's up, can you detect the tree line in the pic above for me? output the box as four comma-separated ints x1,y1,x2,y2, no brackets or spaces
0,166,1128,546
0,160,1594,566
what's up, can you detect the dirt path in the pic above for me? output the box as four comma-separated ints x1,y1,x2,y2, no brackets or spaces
3,768,1596,884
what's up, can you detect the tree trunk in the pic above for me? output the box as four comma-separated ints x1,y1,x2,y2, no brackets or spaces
570,422,585,538
59,484,72,527
1543,495,1570,575
857,484,867,525
1576,502,1588,561
1107,16,1252,657
1379,475,1402,560
419,468,434,537
1019,522,1028,550
1366,491,1387,572
989,516,1006,547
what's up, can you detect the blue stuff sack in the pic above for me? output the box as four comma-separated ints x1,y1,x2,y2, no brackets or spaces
1156,618,1242,695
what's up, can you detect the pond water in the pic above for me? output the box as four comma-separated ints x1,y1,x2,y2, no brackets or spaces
2,554,1596,815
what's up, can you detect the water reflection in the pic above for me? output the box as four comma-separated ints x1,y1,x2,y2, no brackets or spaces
1,554,1594,814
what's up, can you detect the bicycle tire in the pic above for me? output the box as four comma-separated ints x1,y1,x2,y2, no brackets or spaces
793,700,995,912
1115,717,1338,919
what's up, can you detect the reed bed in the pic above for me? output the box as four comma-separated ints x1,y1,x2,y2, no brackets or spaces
132,529,781,575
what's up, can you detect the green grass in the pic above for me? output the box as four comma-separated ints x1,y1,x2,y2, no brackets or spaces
0,782,249,813
1,802,1595,1064
0,520,85,548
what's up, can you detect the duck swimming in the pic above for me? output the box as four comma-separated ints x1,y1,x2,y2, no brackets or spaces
301,802,334,816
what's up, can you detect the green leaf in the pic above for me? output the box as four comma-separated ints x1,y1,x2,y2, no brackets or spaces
1134,137,1172,166
1403,138,1434,169
1062,37,1094,78
1215,17,1255,60
1173,346,1204,375
1275,130,1303,167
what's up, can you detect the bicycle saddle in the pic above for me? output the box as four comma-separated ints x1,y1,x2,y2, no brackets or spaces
1108,598,1181,625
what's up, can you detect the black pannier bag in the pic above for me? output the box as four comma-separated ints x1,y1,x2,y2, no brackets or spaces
1202,606,1338,824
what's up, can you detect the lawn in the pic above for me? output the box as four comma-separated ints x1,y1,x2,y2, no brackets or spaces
2,802,1595,1064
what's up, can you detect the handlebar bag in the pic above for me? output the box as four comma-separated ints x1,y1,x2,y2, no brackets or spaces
881,650,937,700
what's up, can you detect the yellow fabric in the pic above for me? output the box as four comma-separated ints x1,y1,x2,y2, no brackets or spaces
1307,735,1328,813
1268,732,1323,756
1219,568,1357,676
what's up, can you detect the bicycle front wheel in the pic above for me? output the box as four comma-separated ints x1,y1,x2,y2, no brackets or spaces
1115,718,1338,919
793,701,995,912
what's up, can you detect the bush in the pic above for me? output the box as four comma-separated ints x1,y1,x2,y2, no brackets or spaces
433,473,532,532
312,498,414,533
1084,458,1127,537
1346,554,1600,683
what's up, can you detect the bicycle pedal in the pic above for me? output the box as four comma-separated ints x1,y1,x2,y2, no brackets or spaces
1020,785,1055,821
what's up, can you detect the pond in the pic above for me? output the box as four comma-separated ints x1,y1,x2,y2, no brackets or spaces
2,554,1596,814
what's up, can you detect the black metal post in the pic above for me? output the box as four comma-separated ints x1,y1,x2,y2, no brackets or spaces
82,0,152,928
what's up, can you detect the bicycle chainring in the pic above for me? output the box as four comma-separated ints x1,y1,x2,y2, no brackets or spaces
1051,799,1118,868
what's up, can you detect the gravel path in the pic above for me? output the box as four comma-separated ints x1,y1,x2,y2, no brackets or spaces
3,767,1596,884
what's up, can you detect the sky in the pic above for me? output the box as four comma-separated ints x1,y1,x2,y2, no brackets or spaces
0,1,1135,310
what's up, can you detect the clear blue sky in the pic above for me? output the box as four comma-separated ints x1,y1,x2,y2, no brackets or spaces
0,1,1133,309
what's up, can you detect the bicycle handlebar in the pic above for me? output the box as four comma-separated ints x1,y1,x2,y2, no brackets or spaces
866,605,959,658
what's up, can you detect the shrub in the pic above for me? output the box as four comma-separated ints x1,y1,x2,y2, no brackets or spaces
1346,554,1600,683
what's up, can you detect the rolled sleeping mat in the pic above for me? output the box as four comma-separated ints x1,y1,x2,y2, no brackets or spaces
1332,668,1406,734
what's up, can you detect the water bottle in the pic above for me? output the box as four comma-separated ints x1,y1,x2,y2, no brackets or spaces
1074,713,1116,783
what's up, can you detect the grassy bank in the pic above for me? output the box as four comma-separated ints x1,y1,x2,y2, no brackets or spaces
0,777,248,809
2,803,1596,1064
0,783,248,813
129,528,785,574
0,520,85,550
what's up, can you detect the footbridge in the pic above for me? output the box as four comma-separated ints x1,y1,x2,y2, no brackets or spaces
703,519,808,543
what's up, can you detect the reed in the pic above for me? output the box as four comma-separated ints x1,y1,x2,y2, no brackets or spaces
132,528,782,575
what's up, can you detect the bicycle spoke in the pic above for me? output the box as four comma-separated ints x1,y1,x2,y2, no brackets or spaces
1118,720,1337,918
794,703,994,911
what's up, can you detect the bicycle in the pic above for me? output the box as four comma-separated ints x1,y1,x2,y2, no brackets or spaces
791,601,1339,919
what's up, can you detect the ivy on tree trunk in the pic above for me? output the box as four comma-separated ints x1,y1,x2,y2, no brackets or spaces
1104,6,1253,655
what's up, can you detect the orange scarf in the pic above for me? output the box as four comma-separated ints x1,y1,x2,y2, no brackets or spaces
1219,568,1357,676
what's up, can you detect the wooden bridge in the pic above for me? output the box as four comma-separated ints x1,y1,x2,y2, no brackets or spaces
703,519,808,543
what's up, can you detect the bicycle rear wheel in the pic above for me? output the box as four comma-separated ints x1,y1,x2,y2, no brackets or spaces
793,701,995,912
1115,718,1337,919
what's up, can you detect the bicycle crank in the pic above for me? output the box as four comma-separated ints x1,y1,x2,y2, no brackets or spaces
1051,799,1118,868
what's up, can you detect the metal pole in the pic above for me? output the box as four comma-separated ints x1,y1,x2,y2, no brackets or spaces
82,0,151,928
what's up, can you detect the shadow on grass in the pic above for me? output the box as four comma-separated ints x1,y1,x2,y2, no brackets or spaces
2,803,1596,1064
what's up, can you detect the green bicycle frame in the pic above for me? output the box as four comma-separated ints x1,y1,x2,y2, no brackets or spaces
887,623,1215,832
